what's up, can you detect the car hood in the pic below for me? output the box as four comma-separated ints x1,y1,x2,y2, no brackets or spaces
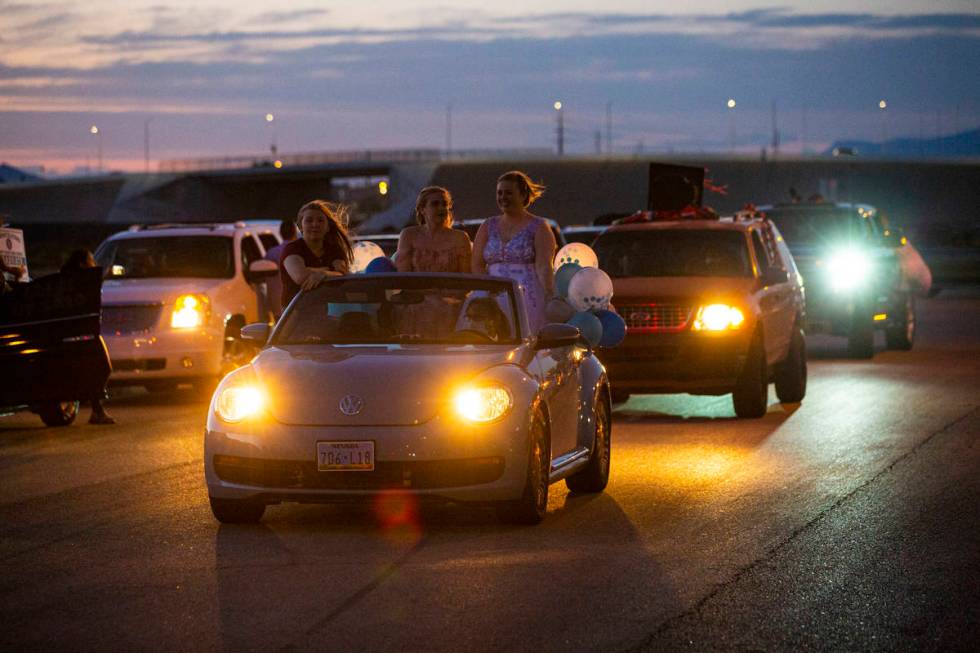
254,345,524,426
101,277,228,305
611,277,757,304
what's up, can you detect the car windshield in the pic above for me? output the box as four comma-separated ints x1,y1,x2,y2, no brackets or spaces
594,230,752,278
274,275,522,345
96,236,234,279
764,207,876,248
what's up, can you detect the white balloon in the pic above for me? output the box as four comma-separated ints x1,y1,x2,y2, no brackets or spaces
567,267,613,312
351,241,385,273
554,243,598,270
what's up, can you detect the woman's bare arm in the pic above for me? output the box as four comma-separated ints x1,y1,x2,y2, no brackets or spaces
284,255,342,290
396,228,415,272
456,229,473,273
533,219,556,296
471,221,489,274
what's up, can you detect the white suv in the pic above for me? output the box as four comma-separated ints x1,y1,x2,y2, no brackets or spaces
94,222,281,391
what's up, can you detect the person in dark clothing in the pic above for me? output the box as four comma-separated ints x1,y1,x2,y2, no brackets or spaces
61,248,115,425
279,200,353,311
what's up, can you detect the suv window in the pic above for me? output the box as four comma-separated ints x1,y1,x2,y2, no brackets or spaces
258,234,279,252
96,236,235,279
751,230,775,275
240,235,262,276
594,230,752,278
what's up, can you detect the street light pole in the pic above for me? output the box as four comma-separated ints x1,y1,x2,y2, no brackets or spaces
554,101,564,156
727,98,737,154
878,99,888,151
265,113,277,157
90,125,102,173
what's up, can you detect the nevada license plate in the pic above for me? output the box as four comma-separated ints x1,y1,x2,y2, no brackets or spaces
316,441,375,471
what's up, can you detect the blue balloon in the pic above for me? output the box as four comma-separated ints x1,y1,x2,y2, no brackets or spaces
567,310,602,347
555,263,582,298
365,256,398,274
596,309,626,348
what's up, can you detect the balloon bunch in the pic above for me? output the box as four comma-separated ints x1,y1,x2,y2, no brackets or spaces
350,241,398,274
546,243,626,348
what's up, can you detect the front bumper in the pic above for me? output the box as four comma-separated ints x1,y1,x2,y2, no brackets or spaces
204,412,532,504
598,330,751,395
103,327,224,383
803,284,893,336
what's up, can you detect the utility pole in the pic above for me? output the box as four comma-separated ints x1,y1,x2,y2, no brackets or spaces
771,100,780,157
144,118,152,174
594,130,602,155
605,101,613,155
445,104,452,158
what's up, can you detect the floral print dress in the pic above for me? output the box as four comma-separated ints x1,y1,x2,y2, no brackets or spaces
483,217,547,334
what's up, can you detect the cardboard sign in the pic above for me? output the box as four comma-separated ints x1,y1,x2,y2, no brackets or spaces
0,227,28,281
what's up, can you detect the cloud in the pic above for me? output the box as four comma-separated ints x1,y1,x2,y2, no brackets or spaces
245,8,331,26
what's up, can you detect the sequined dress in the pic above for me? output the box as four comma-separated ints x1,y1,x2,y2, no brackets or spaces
483,216,547,334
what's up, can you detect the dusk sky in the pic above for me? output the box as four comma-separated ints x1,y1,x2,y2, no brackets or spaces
1,0,978,173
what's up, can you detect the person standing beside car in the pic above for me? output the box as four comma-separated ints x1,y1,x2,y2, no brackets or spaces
472,170,556,334
279,200,353,311
61,248,115,425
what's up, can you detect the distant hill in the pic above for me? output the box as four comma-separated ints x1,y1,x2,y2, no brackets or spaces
825,128,980,158
0,163,42,184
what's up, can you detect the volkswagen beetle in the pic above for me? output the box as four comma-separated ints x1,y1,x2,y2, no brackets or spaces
204,273,611,524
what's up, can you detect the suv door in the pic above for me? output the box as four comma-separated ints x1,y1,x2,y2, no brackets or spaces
750,227,794,364
239,233,266,322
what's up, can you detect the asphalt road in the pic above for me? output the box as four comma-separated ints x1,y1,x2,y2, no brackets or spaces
2,289,978,652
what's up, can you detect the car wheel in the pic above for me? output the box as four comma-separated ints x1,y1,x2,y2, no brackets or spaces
610,388,631,404
732,331,768,419
209,496,266,524
497,410,550,525
774,327,807,403
885,295,915,351
566,394,611,494
847,304,875,358
38,400,79,427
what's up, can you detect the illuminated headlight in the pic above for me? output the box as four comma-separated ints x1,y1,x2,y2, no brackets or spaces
453,385,513,423
692,304,745,331
215,385,266,423
825,249,871,291
171,293,210,329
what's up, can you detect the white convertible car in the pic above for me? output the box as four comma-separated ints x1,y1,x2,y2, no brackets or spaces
204,273,611,524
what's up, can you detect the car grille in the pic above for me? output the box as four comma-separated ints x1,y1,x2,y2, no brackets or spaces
618,303,693,332
213,455,506,490
101,303,163,335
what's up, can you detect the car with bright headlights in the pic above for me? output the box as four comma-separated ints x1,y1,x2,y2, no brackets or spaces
758,202,913,357
592,215,806,418
94,222,281,392
204,273,612,524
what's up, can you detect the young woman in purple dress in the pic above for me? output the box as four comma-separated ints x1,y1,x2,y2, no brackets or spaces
471,171,556,334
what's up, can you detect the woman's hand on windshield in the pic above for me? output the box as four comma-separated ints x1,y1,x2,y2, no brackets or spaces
301,269,328,290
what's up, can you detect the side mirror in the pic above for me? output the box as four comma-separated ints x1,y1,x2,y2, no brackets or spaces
762,267,789,286
240,322,271,344
534,323,580,349
247,259,278,282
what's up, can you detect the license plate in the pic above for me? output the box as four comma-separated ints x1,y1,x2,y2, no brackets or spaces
316,441,375,471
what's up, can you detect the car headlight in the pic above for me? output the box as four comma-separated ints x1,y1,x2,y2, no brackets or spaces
171,293,210,329
692,304,745,331
825,248,871,291
215,384,266,423
453,384,513,423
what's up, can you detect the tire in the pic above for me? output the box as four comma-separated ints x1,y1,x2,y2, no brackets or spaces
885,295,915,351
610,388,631,404
566,394,611,494
775,327,807,404
209,496,266,524
847,304,875,359
38,401,79,427
497,410,550,525
732,331,768,419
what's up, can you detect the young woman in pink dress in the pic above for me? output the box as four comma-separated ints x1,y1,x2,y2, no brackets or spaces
471,171,556,334
395,186,472,337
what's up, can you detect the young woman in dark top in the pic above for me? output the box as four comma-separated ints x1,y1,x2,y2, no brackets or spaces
279,200,354,311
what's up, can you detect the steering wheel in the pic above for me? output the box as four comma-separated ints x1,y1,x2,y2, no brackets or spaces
449,329,496,343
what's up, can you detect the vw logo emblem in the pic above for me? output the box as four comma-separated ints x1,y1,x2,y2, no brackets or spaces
338,394,364,416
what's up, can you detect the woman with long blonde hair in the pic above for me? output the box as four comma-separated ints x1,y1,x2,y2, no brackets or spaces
278,200,353,311
396,186,471,272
